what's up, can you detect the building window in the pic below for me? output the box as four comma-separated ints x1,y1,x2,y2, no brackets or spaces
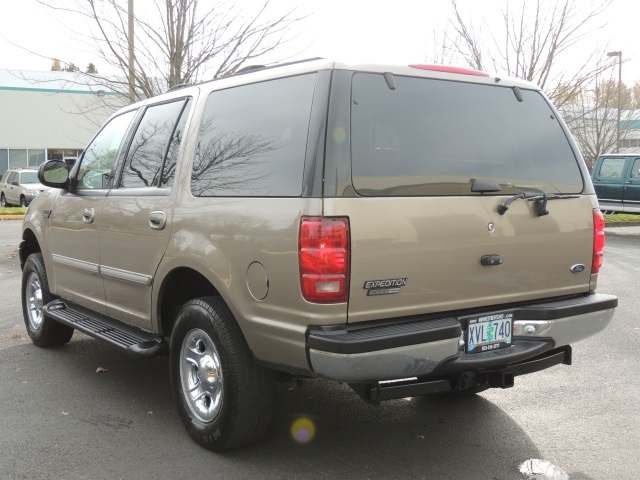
28,149,46,167
0,149,7,174
9,149,28,168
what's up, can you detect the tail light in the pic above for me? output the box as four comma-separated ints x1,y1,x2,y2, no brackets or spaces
299,217,350,303
592,209,605,274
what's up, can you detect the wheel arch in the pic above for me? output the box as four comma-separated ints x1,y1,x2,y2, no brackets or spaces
156,266,220,338
20,228,42,270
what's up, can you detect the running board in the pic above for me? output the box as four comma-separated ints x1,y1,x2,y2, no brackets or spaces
43,300,168,357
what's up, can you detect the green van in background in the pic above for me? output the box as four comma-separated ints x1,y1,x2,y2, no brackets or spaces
592,154,640,213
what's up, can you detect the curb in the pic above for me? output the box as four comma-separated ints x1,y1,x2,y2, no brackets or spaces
0,215,23,220
605,222,640,228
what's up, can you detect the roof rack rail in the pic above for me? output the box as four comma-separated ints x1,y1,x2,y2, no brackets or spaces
225,57,325,78
162,57,326,93
166,83,190,93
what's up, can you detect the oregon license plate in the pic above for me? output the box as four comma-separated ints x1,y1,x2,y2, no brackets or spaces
465,312,513,354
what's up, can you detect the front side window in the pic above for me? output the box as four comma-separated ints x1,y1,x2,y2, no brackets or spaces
191,74,316,197
77,110,136,190
631,158,640,178
351,73,584,196
120,99,190,188
598,158,626,179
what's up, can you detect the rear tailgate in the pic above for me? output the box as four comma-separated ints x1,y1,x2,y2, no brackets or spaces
324,195,595,324
327,68,596,324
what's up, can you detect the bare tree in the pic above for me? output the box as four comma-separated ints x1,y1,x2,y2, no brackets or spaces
37,0,308,104
563,74,639,168
436,0,612,107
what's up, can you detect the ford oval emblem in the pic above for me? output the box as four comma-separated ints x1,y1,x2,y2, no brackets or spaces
571,264,586,274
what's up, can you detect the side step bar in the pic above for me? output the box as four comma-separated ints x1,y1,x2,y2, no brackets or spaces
349,346,572,405
43,300,168,358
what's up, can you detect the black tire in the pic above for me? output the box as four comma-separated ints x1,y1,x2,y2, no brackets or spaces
170,297,276,451
21,253,74,347
19,196,27,207
1,194,8,207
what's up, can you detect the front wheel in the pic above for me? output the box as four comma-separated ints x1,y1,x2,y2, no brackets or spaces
170,297,276,451
21,253,74,347
1,194,8,207
20,196,27,207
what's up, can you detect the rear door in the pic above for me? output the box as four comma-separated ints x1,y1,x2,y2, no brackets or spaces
328,71,594,324
622,157,640,213
592,156,628,212
99,97,193,329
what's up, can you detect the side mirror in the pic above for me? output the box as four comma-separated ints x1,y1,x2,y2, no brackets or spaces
11,181,18,186
38,160,70,188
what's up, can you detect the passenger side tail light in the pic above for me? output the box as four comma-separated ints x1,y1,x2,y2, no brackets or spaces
299,217,350,303
592,209,605,274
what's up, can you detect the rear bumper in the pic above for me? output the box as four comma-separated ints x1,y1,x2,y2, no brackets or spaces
307,293,617,383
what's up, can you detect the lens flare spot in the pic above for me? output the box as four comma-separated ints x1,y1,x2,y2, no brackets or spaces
332,127,347,143
291,417,316,444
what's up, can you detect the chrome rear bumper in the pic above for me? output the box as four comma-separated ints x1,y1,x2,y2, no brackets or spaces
308,294,616,383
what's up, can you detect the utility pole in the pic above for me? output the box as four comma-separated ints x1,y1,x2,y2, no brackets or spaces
128,0,135,103
607,51,622,152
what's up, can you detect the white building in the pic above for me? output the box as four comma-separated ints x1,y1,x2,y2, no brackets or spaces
0,69,122,173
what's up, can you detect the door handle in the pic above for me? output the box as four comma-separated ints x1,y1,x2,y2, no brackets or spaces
82,208,95,224
149,211,167,230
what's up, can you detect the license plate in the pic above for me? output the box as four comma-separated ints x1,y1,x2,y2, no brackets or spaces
465,312,513,354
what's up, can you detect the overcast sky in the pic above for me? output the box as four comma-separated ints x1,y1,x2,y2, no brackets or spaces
1,0,637,84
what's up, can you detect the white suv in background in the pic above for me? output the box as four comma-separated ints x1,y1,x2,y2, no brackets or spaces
0,168,48,207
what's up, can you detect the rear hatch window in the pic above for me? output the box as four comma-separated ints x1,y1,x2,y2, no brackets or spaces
350,73,583,196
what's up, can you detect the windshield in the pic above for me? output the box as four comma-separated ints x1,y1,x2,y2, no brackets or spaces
350,73,584,196
20,172,39,184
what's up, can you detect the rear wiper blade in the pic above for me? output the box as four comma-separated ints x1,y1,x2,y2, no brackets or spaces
498,192,579,216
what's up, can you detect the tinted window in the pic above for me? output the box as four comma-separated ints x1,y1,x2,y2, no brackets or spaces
191,74,316,197
120,99,189,188
7,172,17,184
598,158,626,179
77,110,136,190
351,74,583,196
632,158,640,178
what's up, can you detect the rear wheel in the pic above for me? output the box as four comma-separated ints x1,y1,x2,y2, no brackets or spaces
21,253,74,347
170,297,276,451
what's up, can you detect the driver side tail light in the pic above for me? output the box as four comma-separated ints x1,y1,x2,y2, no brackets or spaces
299,217,350,303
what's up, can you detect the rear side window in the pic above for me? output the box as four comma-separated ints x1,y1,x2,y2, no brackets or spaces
597,158,626,179
351,73,584,196
191,74,316,197
120,99,191,188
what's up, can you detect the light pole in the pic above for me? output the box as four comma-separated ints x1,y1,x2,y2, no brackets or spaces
607,50,622,152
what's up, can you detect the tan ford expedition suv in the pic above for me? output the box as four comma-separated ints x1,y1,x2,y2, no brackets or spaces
20,59,617,451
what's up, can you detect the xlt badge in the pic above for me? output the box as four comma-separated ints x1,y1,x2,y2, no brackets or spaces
363,278,408,296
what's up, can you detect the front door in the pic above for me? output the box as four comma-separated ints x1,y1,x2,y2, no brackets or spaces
48,110,137,313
